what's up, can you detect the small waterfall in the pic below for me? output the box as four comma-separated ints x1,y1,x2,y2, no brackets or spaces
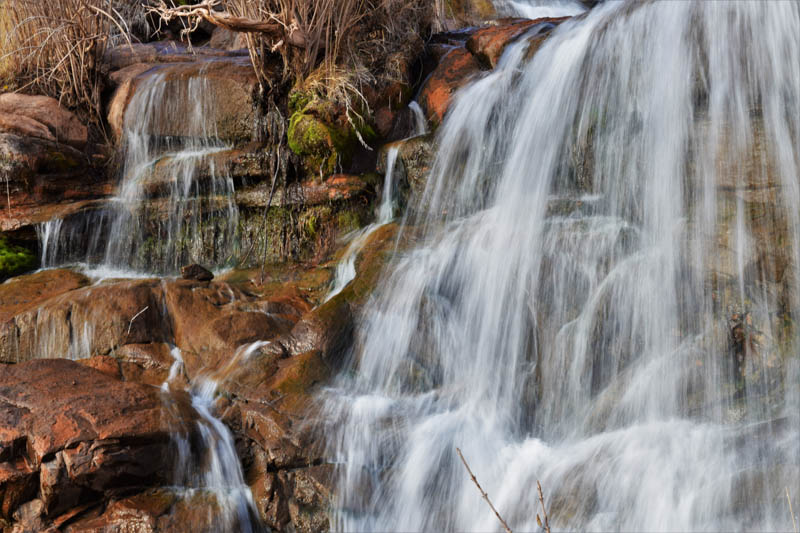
408,101,428,137
162,344,264,533
325,146,400,302
326,1,800,531
39,69,239,275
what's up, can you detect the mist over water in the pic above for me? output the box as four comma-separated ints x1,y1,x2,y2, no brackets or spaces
324,2,800,531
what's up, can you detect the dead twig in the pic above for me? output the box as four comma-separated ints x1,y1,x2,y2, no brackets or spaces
127,305,149,335
536,480,551,533
456,448,513,533
788,487,798,533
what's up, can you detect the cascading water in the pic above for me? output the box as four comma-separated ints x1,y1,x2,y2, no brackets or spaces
409,101,428,137
162,344,265,533
494,0,586,19
324,146,400,302
38,69,239,274
325,1,800,531
325,99,428,301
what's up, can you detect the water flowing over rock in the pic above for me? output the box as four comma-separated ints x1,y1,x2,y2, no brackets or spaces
40,66,244,274
2,0,799,530
325,2,800,531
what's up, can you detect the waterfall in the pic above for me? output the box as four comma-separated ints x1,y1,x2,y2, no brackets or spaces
325,1,800,531
39,69,239,275
162,344,264,533
409,101,428,137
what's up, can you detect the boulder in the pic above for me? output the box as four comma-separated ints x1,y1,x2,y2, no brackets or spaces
0,133,110,233
418,46,484,125
0,112,55,143
106,58,259,143
162,280,298,373
181,263,214,282
0,93,88,149
0,269,89,322
0,359,186,522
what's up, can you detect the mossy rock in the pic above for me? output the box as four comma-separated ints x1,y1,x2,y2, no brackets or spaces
287,90,376,178
0,234,36,280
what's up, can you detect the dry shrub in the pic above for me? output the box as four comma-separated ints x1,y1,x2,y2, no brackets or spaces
0,0,136,125
168,0,435,107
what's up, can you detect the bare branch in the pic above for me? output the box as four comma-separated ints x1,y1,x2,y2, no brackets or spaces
456,448,513,533
147,0,309,49
536,480,551,533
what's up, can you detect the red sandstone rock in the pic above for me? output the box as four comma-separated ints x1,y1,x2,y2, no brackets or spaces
0,93,88,149
0,269,90,323
0,359,185,522
466,16,570,68
418,46,484,125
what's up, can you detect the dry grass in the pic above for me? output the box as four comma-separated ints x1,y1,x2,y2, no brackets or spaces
158,0,434,107
0,0,136,125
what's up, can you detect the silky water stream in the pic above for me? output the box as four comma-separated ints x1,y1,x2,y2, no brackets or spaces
35,68,260,530
323,2,800,531
38,69,239,275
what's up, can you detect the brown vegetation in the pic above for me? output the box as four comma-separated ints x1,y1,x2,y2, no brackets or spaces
153,0,435,106
0,0,141,126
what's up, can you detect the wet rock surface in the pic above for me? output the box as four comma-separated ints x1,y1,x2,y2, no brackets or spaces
0,359,189,529
0,9,575,532
0,220,399,532
466,16,569,68
418,16,570,126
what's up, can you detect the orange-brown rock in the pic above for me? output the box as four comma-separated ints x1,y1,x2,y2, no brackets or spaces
113,343,177,387
0,278,168,363
0,269,90,323
105,52,260,143
0,133,111,233
418,46,484,125
0,359,188,523
0,93,88,149
466,16,570,69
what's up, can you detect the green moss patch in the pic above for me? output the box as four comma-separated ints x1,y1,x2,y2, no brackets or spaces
0,234,36,280
287,89,377,178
